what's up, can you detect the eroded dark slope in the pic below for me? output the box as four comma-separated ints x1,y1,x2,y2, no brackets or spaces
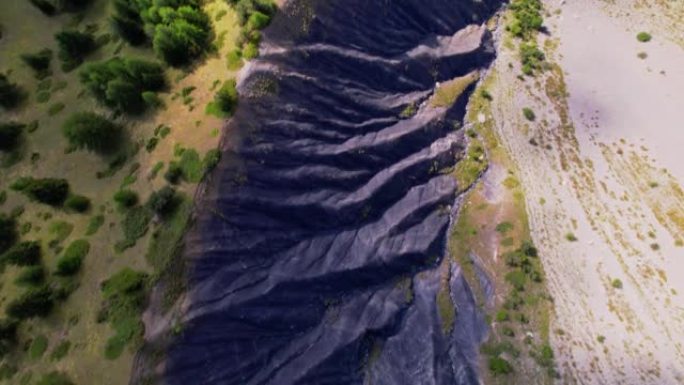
147,0,504,384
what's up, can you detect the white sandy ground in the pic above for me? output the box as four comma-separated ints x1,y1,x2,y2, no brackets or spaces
482,0,684,383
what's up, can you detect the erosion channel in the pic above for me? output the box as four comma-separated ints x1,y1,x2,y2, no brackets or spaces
136,0,505,384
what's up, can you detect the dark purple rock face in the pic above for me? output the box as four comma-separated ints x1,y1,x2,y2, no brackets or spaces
152,0,503,384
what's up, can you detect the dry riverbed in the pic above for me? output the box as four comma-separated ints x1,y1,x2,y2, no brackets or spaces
482,0,684,383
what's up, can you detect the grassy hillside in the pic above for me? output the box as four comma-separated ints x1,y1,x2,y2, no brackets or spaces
0,0,272,382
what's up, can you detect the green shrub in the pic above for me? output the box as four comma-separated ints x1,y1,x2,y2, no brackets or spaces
142,91,164,109
62,112,122,153
203,149,221,172
0,122,24,151
505,270,527,291
48,221,73,247
36,371,74,385
520,42,544,76
2,241,41,266
636,32,652,42
64,194,91,212
0,74,23,110
520,240,538,257
522,107,536,121
100,268,148,358
55,30,96,71
565,232,577,242
113,189,138,208
147,186,177,216
247,11,271,30
207,79,238,117
488,356,513,375
242,42,259,59
80,57,165,114
11,177,69,206
611,278,623,289
508,0,543,39
29,335,48,359
232,0,277,26
86,214,105,236
49,340,70,361
21,49,53,78
536,344,554,367
495,310,509,322
495,222,514,234
116,206,152,251
226,49,243,70
47,102,65,116
55,239,89,275
164,162,182,184
15,266,45,286
6,286,54,319
151,7,212,66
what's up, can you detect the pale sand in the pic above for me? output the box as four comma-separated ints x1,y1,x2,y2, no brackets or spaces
482,0,684,383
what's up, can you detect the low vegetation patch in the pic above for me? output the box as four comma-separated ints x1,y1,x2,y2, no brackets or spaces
36,371,74,385
99,268,148,359
636,32,652,43
29,335,49,359
431,72,479,108
522,107,536,121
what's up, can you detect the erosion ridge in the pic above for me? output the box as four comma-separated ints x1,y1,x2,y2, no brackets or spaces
135,0,506,384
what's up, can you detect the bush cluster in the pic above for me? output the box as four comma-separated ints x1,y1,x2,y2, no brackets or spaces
11,177,70,206
80,57,165,114
504,240,543,290
229,0,277,60
112,0,212,66
508,0,543,39
520,42,544,76
62,112,122,153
